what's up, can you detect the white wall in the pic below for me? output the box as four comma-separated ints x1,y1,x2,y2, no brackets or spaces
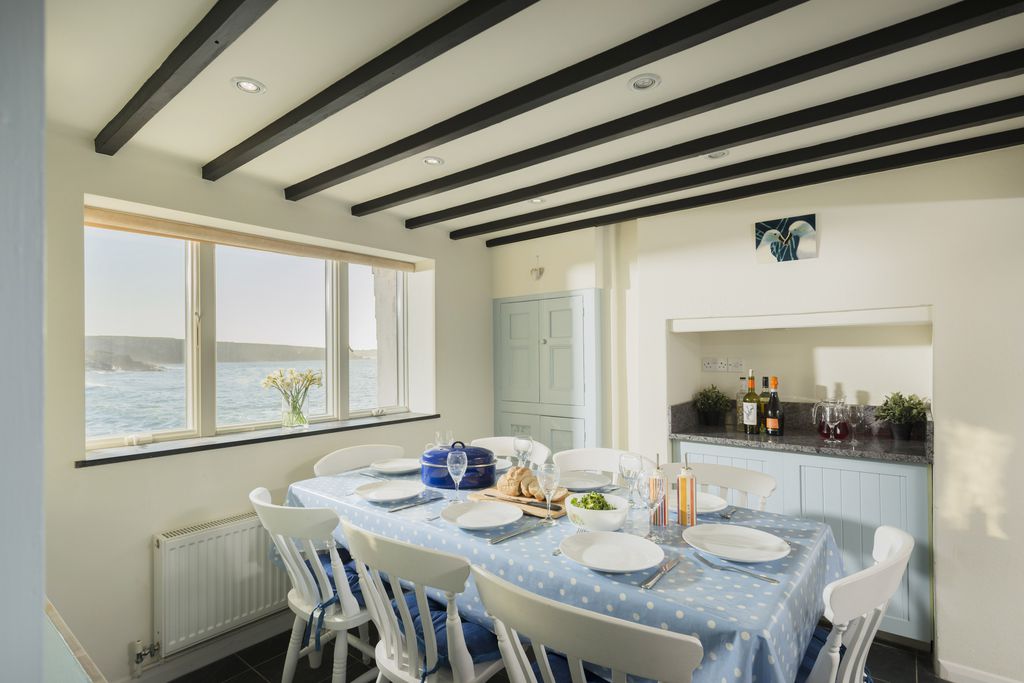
491,227,599,298
0,1,45,679
45,125,495,681
627,146,1024,682
690,324,933,404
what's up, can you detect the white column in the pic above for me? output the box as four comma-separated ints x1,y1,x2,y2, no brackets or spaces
373,267,399,407
0,0,45,678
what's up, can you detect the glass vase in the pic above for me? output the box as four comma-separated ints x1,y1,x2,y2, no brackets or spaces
281,394,309,429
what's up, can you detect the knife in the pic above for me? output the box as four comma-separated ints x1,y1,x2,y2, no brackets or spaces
640,557,680,590
692,551,780,584
488,519,544,545
478,492,563,512
386,495,444,513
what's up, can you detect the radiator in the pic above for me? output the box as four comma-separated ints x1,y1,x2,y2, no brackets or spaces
154,512,289,656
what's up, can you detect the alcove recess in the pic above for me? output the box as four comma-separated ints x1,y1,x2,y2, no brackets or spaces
666,306,933,438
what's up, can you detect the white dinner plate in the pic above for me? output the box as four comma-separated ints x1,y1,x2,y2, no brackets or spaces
355,480,426,503
682,524,790,563
697,492,728,514
495,457,513,473
558,531,665,574
560,471,612,492
369,458,421,474
441,501,523,530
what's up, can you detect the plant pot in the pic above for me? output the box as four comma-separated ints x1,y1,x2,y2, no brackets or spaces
697,410,725,427
890,422,912,440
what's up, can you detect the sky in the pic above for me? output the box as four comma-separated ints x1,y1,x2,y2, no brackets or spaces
84,228,380,350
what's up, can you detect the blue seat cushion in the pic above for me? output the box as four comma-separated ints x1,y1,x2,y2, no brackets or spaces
391,592,501,667
306,553,364,608
531,652,606,683
796,626,874,683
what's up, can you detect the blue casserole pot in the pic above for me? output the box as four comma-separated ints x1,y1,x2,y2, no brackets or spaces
420,441,496,490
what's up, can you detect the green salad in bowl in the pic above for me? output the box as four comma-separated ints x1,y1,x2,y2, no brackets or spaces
571,492,616,510
566,492,628,531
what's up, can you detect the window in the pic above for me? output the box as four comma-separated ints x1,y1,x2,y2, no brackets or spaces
85,228,194,442
349,264,404,412
216,246,329,427
83,214,410,450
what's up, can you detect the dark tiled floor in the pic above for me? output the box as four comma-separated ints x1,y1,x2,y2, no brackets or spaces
172,628,944,683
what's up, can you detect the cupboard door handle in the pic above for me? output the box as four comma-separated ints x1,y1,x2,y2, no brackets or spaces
540,338,548,344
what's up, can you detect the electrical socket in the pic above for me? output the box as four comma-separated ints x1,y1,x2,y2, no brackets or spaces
701,358,717,372
726,358,745,373
714,358,729,372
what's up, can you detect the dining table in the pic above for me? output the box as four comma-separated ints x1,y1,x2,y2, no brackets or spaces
286,469,844,683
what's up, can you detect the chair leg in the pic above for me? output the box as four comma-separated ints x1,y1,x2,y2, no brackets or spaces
331,629,349,683
375,673,386,683
282,616,305,683
358,623,371,664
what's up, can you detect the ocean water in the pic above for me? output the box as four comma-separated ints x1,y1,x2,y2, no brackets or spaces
86,358,378,439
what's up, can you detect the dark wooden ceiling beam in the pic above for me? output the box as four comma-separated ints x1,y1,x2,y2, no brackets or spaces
202,0,538,181
283,0,809,200
452,96,1024,239
485,127,1024,247
94,0,277,155
354,0,1024,216
412,49,1024,229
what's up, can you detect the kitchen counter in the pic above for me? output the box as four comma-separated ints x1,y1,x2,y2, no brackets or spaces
670,426,932,465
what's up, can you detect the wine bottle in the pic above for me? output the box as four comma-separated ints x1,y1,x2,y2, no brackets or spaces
742,370,760,435
765,376,783,436
759,376,770,433
735,376,747,432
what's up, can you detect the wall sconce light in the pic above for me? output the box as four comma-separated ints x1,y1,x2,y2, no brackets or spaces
530,256,544,281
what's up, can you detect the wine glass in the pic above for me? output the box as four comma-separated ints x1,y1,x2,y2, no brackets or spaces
848,404,866,447
822,404,844,443
512,435,533,468
446,449,468,504
618,453,644,509
640,469,667,541
536,463,560,526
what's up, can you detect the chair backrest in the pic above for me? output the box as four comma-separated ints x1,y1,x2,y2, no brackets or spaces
807,526,915,683
473,566,702,683
248,488,360,616
470,437,552,465
314,444,405,477
661,461,777,511
552,448,655,484
341,519,474,682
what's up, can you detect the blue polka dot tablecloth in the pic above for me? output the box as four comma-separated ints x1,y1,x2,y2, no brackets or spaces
287,472,843,683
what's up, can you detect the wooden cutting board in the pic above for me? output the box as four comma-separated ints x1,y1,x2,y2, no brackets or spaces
468,488,568,518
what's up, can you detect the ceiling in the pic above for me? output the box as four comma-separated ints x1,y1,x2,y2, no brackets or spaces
46,0,1024,246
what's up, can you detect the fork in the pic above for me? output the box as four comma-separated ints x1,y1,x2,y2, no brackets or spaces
692,551,779,584
718,506,737,520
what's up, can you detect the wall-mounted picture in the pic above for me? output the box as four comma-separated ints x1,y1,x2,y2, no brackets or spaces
755,214,817,263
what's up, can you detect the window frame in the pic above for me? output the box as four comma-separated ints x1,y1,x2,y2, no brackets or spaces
84,230,410,452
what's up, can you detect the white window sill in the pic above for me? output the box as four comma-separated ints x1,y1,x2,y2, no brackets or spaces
76,412,440,468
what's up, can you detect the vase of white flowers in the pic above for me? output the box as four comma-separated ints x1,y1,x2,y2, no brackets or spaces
261,368,322,429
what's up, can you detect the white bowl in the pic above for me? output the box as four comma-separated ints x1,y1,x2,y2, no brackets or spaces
565,493,629,532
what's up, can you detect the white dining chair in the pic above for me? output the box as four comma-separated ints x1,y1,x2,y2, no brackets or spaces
799,526,915,683
314,444,405,477
661,460,777,511
249,488,377,683
469,437,552,466
552,448,655,484
472,566,703,683
341,519,505,683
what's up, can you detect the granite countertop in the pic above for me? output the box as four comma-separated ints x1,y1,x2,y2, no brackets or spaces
669,426,932,465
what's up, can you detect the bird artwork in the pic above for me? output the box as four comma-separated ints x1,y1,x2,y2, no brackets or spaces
755,214,817,263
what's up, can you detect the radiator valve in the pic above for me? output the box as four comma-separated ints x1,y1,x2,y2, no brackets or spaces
130,640,160,678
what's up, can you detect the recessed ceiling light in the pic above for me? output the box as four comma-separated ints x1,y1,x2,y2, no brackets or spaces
231,77,266,94
529,198,546,204
628,73,661,91
422,156,445,166
707,150,730,159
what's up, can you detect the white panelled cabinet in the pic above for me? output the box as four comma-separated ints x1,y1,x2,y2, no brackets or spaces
673,440,933,643
494,290,601,453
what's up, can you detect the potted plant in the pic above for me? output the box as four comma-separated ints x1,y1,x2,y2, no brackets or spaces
693,385,731,427
875,392,929,440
